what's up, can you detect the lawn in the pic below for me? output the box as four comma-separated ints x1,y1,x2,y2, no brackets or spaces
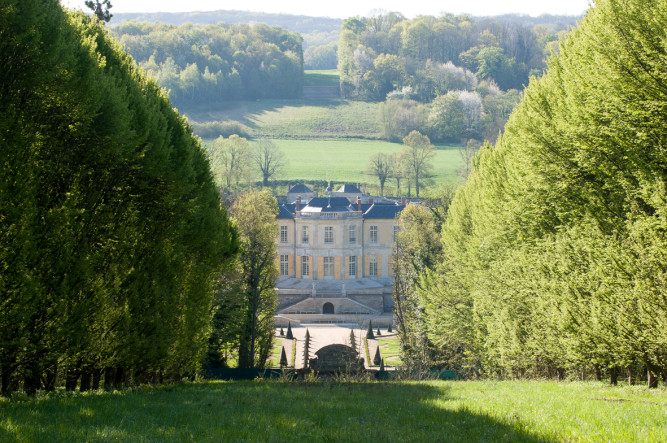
1,381,665,441
376,333,402,367
203,138,465,191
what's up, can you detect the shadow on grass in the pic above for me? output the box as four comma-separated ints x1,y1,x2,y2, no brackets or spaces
182,97,348,129
0,381,552,442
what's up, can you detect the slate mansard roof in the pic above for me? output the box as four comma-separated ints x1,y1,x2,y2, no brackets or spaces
277,198,404,220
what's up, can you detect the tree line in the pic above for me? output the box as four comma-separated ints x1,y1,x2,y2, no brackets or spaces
337,12,566,101
111,21,304,107
393,0,667,387
0,0,281,396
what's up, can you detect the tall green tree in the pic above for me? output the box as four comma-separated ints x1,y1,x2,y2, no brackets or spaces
401,131,435,197
230,190,279,369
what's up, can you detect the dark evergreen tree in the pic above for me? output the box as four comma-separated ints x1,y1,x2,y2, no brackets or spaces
366,321,375,340
286,322,294,340
374,346,382,366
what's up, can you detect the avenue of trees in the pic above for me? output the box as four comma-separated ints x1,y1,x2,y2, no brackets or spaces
394,0,667,387
111,21,304,107
0,0,265,395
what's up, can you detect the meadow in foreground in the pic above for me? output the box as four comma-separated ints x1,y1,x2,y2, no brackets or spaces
1,380,665,442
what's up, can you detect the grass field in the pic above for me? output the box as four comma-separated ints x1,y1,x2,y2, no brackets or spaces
2,380,665,441
186,99,383,140
203,138,465,191
303,69,339,87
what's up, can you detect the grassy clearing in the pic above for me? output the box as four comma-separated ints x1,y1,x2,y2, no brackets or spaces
1,381,665,441
186,99,382,140
303,70,339,87
203,138,465,190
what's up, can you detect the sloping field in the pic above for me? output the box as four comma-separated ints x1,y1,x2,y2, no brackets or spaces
187,99,382,140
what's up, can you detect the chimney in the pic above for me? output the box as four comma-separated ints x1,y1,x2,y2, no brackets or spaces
401,196,407,206
296,196,301,211
357,196,361,212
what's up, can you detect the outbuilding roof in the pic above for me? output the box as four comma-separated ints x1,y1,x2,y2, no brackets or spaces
287,183,313,194
335,183,362,194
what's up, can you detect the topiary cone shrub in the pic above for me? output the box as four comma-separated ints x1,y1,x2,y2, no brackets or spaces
280,346,288,368
377,327,381,336
373,346,382,366
380,358,385,371
280,327,284,336
366,321,375,339
286,322,293,340
387,323,392,333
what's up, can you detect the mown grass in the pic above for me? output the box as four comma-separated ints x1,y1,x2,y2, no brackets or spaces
376,333,402,366
203,138,465,190
1,381,665,441
303,70,339,87
186,99,383,140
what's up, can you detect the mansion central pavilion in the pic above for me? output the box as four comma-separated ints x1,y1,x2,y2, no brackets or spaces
275,183,406,326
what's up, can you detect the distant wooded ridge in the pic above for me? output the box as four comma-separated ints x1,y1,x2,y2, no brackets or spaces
108,10,580,35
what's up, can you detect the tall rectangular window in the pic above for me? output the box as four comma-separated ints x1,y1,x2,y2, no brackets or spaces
301,226,309,244
393,226,400,242
369,226,378,243
348,225,356,244
280,255,289,276
324,226,334,244
369,256,378,276
349,256,357,277
301,256,309,277
323,256,334,278
280,225,288,243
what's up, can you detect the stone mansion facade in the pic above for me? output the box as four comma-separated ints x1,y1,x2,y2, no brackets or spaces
275,183,406,326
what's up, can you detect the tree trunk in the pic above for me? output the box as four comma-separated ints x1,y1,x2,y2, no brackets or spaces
92,369,101,390
24,367,41,396
65,368,79,392
610,366,618,386
1,363,16,396
44,365,57,392
114,366,125,387
79,370,92,392
594,364,602,381
647,361,660,389
557,368,565,381
104,367,115,390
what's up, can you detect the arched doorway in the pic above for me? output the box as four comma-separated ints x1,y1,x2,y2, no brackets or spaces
322,302,334,314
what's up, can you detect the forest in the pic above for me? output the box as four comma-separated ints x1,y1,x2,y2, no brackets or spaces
393,0,667,387
111,21,304,107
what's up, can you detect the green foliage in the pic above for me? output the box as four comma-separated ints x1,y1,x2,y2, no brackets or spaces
427,0,667,384
229,190,279,369
366,321,375,340
337,13,551,101
0,0,238,395
285,322,293,340
111,21,304,107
